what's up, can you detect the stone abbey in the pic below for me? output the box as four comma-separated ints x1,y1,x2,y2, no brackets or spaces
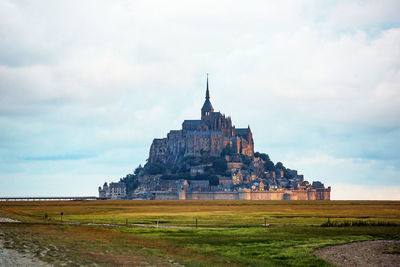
149,75,254,164
99,75,330,200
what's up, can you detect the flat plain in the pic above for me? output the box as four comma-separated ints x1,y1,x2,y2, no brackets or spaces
0,200,399,266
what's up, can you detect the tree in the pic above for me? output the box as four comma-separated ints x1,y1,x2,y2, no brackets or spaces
144,162,166,175
264,160,275,171
255,152,275,171
283,168,295,179
212,157,227,174
120,173,139,194
255,152,270,162
275,162,285,170
134,165,143,175
209,175,219,186
222,143,235,156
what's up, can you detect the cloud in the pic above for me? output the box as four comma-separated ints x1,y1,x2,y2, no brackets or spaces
332,184,400,200
23,154,93,161
0,0,399,198
326,0,400,29
282,152,400,189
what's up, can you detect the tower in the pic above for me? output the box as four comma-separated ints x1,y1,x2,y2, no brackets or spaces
201,73,214,119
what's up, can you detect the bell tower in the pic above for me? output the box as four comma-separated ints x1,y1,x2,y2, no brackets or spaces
201,73,214,119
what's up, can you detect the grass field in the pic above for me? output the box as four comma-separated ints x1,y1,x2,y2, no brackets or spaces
1,200,400,266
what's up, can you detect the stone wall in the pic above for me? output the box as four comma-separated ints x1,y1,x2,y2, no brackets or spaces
152,191,179,200
186,191,238,200
154,188,331,200
185,132,224,157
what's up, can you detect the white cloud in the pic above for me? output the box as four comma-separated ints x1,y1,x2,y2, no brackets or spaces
282,152,400,188
0,0,399,197
326,0,400,28
332,183,400,200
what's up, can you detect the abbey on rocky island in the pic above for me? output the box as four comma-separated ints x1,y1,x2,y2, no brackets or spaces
99,75,330,200
149,74,254,164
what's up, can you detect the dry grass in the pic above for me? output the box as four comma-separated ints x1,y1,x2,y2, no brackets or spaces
1,200,399,227
1,200,400,266
1,223,188,266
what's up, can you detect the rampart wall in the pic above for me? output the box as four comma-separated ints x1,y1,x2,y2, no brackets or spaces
153,188,331,200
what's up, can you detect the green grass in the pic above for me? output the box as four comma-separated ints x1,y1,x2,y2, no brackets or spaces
386,243,400,254
2,200,400,227
1,200,400,266
118,225,400,266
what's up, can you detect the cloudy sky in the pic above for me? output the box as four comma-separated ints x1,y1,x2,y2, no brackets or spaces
1,0,399,199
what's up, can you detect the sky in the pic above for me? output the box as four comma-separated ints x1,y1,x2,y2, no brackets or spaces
0,0,399,199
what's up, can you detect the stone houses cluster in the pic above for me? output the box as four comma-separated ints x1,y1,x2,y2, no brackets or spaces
155,155,328,195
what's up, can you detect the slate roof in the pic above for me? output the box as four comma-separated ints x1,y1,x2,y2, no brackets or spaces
201,99,214,111
236,128,249,136
186,131,222,135
183,120,201,125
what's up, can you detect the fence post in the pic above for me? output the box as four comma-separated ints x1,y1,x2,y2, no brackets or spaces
264,217,266,227
196,217,198,228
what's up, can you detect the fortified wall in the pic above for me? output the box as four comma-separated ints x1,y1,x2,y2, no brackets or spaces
153,187,331,201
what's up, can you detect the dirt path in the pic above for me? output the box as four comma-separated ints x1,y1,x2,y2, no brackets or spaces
0,217,51,266
0,232,51,267
315,240,400,267
0,217,20,223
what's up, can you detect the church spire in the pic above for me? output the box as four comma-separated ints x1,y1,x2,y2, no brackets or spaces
201,73,214,118
206,73,210,100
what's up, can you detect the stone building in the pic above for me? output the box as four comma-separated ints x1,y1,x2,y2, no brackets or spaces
135,75,330,201
98,182,127,200
149,75,254,164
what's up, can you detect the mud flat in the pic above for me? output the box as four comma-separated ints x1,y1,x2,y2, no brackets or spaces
315,240,400,267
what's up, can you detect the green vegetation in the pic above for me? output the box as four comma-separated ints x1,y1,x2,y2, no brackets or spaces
118,165,143,194
2,200,400,227
1,200,399,266
221,143,235,156
254,153,296,179
157,156,228,185
254,152,275,171
144,161,166,175
386,243,400,254
211,157,228,174
118,152,297,195
321,219,400,227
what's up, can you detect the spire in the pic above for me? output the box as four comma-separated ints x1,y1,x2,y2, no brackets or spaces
201,73,214,117
206,73,210,100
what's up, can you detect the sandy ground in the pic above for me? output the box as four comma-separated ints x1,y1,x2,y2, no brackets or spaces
315,240,400,267
0,217,20,223
0,233,51,267
0,217,51,266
